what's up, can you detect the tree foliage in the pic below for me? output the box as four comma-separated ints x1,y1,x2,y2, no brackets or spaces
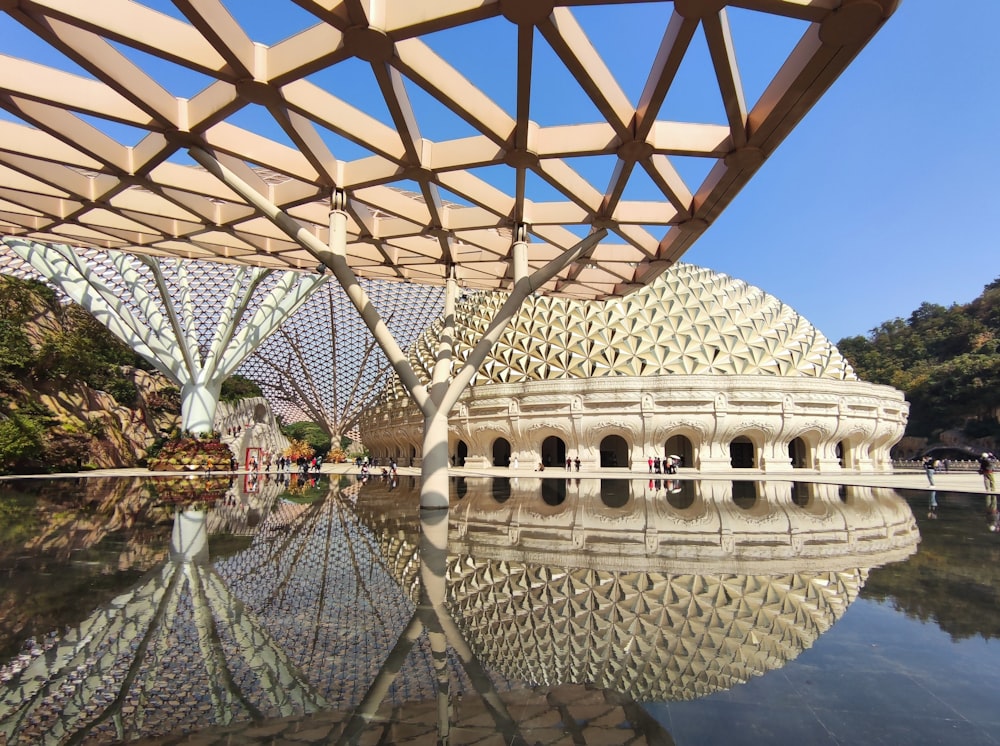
220,374,263,402
838,277,1000,442
0,276,178,473
281,420,331,459
283,437,315,462
0,275,147,404
0,412,47,472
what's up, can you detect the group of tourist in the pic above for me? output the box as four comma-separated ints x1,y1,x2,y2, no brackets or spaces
922,452,998,529
920,453,995,490
359,457,397,478
564,457,581,472
647,455,678,474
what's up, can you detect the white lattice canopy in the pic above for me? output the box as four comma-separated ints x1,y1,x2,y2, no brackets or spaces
0,0,898,298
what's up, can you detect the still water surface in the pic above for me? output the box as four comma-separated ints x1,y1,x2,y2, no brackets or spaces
1,474,999,745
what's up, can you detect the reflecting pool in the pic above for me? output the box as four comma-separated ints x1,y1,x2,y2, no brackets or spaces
2,474,1000,745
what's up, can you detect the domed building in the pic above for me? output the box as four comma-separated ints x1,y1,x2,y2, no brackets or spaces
360,264,907,473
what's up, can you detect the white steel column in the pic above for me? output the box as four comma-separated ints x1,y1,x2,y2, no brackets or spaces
2,238,328,434
189,146,606,508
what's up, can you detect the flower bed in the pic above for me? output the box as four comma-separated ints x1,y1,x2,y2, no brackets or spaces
145,475,231,507
147,436,234,472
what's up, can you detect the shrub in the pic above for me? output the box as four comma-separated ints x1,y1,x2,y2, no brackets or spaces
282,421,331,459
283,438,315,462
103,376,138,406
0,414,45,473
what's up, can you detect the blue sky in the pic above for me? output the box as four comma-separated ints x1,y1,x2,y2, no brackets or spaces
685,0,1000,342
1,1,995,343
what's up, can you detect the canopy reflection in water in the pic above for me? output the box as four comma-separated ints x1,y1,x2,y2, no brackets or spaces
0,477,918,745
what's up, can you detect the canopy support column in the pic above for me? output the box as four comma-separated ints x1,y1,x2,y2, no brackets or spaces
188,146,606,507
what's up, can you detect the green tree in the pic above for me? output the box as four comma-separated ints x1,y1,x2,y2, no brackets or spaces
281,421,331,459
839,275,1000,443
0,319,33,387
0,413,47,473
220,374,263,402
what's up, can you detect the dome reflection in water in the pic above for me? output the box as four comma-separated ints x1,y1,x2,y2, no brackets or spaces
0,476,917,745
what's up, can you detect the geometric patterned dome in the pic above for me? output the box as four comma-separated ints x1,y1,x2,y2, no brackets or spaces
352,477,921,705
391,263,855,399
447,559,867,702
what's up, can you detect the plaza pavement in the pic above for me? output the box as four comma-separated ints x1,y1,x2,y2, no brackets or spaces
2,462,993,496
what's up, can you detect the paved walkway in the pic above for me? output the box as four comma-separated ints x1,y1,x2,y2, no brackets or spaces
2,462,993,496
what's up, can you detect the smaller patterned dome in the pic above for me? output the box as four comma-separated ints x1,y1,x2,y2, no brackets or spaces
389,263,855,399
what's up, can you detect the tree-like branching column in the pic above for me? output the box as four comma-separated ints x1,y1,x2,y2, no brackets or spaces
191,146,607,508
2,238,327,433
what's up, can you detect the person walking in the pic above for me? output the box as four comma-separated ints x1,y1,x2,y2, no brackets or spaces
922,455,936,486
979,452,996,491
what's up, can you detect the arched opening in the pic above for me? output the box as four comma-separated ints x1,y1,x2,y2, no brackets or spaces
252,403,267,423
664,434,694,469
788,437,809,469
541,479,566,506
732,480,758,508
730,436,756,468
665,481,694,510
836,440,848,469
600,479,630,508
599,434,629,468
790,482,812,507
491,477,511,503
455,440,468,467
492,438,511,467
541,436,566,468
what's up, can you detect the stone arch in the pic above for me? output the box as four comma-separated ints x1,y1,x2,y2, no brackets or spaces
599,434,629,468
540,435,566,468
541,478,566,506
491,477,511,503
790,481,813,507
731,480,759,508
788,436,810,469
455,440,468,467
600,479,630,508
492,437,511,467
836,439,850,469
729,435,758,468
664,433,695,469
664,480,696,510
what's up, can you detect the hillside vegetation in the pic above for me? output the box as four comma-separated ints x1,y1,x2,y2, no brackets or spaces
0,275,180,473
838,277,1000,452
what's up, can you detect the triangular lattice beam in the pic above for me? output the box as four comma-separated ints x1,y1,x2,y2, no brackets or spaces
0,0,899,299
